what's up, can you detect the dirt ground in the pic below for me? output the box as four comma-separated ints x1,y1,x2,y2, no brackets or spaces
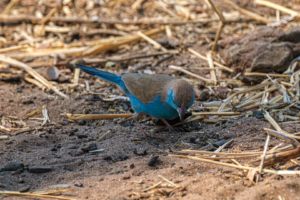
1,84,300,200
1,0,300,199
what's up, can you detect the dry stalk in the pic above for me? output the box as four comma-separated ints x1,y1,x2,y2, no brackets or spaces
0,55,68,98
142,181,162,192
0,135,9,140
169,154,299,175
168,65,214,83
192,112,240,116
37,8,58,36
256,134,270,183
66,113,134,120
137,31,168,52
187,48,234,73
225,0,272,23
1,0,18,15
254,0,300,17
206,51,217,84
207,0,226,52
0,191,77,200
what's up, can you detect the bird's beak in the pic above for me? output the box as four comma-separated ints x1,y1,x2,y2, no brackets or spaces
177,106,187,121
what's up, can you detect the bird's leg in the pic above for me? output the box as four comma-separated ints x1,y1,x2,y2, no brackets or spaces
118,113,148,137
135,120,148,137
161,119,177,134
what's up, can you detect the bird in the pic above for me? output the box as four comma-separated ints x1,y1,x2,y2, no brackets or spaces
76,64,195,134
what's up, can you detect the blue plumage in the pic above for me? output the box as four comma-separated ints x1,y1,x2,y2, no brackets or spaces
77,64,195,127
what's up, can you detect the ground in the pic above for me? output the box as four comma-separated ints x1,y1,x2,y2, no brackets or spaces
1,0,300,199
1,84,300,200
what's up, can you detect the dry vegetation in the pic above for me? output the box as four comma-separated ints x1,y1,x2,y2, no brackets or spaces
1,0,300,199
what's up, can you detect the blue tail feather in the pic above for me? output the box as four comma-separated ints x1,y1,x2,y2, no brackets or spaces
76,64,123,86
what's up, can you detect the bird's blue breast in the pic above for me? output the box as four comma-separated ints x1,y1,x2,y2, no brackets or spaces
127,92,179,120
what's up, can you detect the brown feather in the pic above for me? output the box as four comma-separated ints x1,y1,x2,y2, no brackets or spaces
121,73,176,104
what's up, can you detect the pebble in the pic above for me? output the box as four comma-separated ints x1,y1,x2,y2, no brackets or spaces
0,184,6,188
16,86,23,93
81,143,97,152
134,147,147,156
1,162,24,171
19,185,30,193
123,175,130,180
28,166,53,173
114,155,129,161
77,119,87,125
19,178,25,183
147,155,159,167
253,110,264,119
74,181,83,187
22,98,34,105
68,128,78,136
115,168,122,174
213,139,227,147
129,164,135,169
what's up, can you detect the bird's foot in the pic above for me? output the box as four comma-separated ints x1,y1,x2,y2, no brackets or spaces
161,119,180,137
135,120,148,137
120,113,149,138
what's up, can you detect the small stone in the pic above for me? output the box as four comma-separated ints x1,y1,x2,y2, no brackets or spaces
103,156,113,161
115,168,122,173
105,61,116,69
114,155,129,161
134,147,147,156
46,66,60,81
123,175,130,180
19,178,25,183
213,139,227,147
68,128,78,136
22,98,34,105
19,185,30,193
51,147,58,151
77,135,88,139
28,166,53,173
16,86,23,93
121,102,129,111
253,110,264,119
77,119,87,125
129,164,135,169
0,184,6,188
81,143,97,152
1,162,24,171
147,155,159,167
74,181,83,187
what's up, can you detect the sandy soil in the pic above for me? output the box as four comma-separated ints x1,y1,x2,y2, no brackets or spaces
1,0,300,199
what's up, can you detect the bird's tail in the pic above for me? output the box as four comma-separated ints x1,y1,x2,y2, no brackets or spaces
76,64,123,86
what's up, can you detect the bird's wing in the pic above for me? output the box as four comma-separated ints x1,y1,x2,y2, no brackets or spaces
121,73,176,104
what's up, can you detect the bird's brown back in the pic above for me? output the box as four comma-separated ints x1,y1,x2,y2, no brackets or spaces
121,73,176,104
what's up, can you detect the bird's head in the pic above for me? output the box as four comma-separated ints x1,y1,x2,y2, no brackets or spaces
165,79,195,121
